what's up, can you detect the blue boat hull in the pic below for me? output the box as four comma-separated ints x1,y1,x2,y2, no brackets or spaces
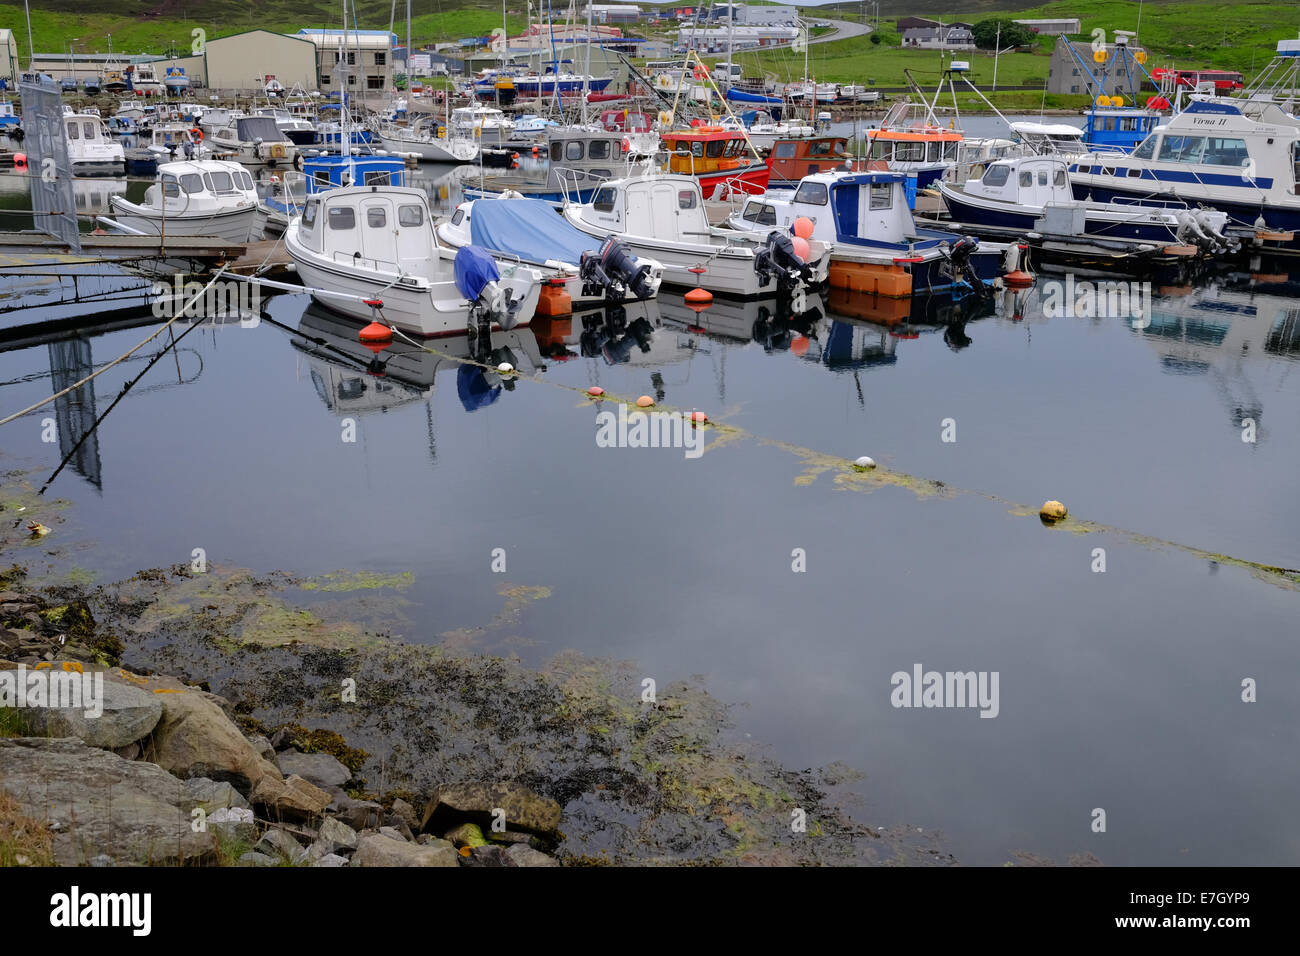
943,191,1186,243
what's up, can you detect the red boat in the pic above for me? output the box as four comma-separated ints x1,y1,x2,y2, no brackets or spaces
659,126,770,199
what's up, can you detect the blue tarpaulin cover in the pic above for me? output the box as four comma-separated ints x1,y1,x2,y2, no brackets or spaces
726,87,784,105
453,244,500,301
456,365,501,410
468,198,600,266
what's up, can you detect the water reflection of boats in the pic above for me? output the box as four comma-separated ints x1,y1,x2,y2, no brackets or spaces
825,286,995,344
291,301,545,418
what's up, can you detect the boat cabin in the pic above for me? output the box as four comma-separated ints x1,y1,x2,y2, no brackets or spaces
660,127,757,177
1082,107,1163,153
295,186,438,278
144,160,258,212
735,171,920,248
581,175,709,243
302,153,406,193
767,135,855,182
1009,121,1087,156
963,156,1072,205
865,128,961,167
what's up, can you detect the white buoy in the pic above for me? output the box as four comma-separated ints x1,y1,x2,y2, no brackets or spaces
854,456,876,470
497,362,514,374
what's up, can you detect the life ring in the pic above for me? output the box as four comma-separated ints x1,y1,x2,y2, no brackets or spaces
191,127,203,141
271,144,285,159
657,109,673,126
293,152,304,171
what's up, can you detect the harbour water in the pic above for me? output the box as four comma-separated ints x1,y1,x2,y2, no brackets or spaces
3,247,1298,864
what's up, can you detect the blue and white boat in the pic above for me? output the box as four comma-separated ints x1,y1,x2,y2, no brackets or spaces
436,195,663,306
939,155,1233,250
729,171,1006,297
1081,104,1163,153
261,151,406,235
1067,98,1300,252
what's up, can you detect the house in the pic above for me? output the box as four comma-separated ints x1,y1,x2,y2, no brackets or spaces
897,18,975,50
584,4,642,24
297,29,395,93
1047,37,1151,98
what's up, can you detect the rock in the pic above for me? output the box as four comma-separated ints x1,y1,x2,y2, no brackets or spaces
183,777,250,812
113,742,140,761
250,774,331,824
389,797,418,829
351,834,459,867
444,822,488,848
247,735,276,764
207,806,257,843
268,727,298,751
238,850,279,867
328,792,383,831
0,737,215,865
146,687,283,795
316,816,358,852
419,783,562,838
313,853,349,867
378,824,412,842
256,828,306,863
462,844,516,867
21,677,162,749
505,844,559,867
275,750,350,790
488,830,546,849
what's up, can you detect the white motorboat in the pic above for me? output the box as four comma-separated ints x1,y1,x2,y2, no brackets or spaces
450,105,514,146
207,114,301,168
562,173,830,298
106,160,262,241
64,112,125,175
284,185,544,338
377,116,479,163
146,123,212,161
253,106,317,146
436,195,664,307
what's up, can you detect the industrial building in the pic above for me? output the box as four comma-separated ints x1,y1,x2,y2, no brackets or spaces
0,29,20,85
1014,19,1083,37
583,5,642,24
1047,37,1151,98
297,29,396,93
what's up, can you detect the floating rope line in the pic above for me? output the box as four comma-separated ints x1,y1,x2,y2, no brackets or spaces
384,322,1300,591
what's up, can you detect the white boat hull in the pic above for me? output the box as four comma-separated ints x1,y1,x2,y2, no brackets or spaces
108,198,261,241
378,133,478,163
285,224,542,338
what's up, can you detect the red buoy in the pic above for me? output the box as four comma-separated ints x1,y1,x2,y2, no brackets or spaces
1004,270,1034,289
684,288,713,313
359,321,392,344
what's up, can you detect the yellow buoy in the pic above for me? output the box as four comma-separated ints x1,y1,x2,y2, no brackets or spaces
1039,500,1068,522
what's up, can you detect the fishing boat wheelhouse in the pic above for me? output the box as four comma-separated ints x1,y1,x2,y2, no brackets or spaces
766,135,858,184
865,126,961,189
659,126,770,199
1082,105,1162,153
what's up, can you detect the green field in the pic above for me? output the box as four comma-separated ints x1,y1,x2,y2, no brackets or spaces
733,1,1300,89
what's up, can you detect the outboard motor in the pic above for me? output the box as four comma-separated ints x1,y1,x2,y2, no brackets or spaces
755,230,814,298
943,235,989,299
580,236,656,302
454,245,525,357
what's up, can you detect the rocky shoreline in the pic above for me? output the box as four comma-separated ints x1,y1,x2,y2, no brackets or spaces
0,470,952,867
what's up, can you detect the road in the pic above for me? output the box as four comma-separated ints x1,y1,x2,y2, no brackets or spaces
809,18,873,46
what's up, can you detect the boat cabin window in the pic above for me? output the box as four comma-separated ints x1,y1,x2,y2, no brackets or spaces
236,170,254,190
810,140,833,157
893,142,924,162
1019,170,1033,187
328,206,356,230
982,163,1011,187
793,181,828,206
179,173,204,194
705,140,726,158
774,142,797,159
1158,135,1206,164
566,141,584,161
363,170,393,186
203,170,235,192
367,207,386,228
67,122,79,140
742,202,777,225
1201,137,1249,167
869,182,892,209
1131,134,1158,160
160,175,181,199
398,204,423,227
588,140,610,160
83,122,96,139
1038,170,1049,185
690,141,705,158
302,201,318,229
678,190,697,210
1054,169,1067,186
450,208,465,226
593,187,617,212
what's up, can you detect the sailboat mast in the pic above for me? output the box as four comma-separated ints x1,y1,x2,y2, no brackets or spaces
406,0,412,85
